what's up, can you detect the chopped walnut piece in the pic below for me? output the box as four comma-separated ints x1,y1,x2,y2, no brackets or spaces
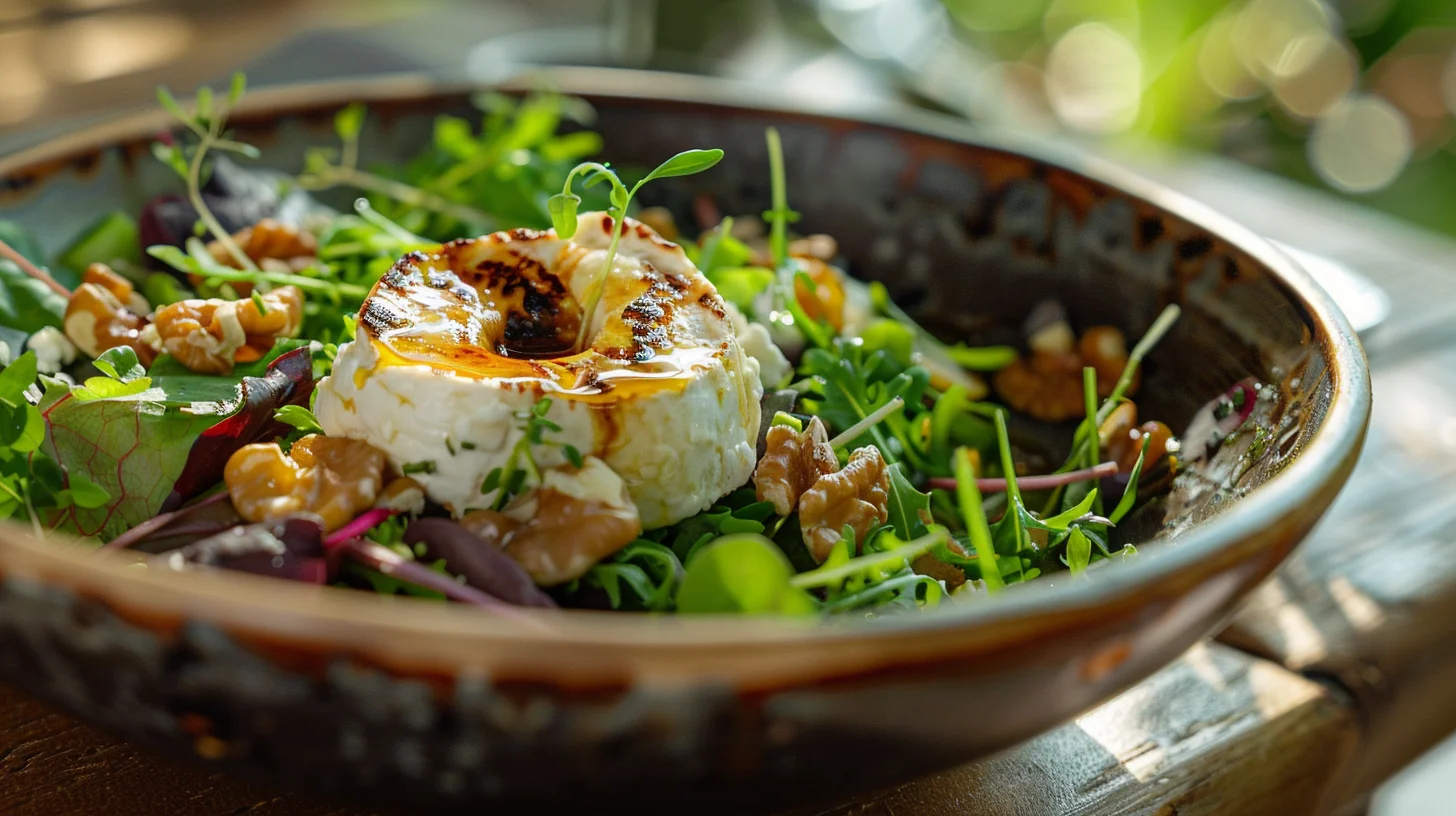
224,434,387,532
788,233,839,262
460,458,642,586
63,263,155,364
798,446,890,563
376,477,426,515
913,551,967,590
993,324,1136,422
146,285,303,374
499,486,641,586
635,206,679,242
202,220,318,295
753,416,837,516
1098,401,1175,473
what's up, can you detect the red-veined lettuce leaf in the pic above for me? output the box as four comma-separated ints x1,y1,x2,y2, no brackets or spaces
39,347,314,540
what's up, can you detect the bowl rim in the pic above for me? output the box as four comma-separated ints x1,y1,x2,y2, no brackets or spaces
0,67,1371,680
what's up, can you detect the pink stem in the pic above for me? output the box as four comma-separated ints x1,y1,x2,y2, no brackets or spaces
0,238,71,298
928,461,1120,493
338,537,534,621
103,492,231,550
325,507,397,548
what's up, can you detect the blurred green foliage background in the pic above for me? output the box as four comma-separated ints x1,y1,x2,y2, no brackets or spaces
809,0,1456,236
934,0,1456,236
3,0,1452,237
656,0,1456,237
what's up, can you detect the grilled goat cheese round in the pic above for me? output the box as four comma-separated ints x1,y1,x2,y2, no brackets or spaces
315,212,763,529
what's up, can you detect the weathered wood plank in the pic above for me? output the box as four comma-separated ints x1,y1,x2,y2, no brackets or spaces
804,643,1359,816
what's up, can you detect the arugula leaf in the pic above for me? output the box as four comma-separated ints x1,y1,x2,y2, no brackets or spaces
0,222,45,266
821,572,943,614
577,540,684,611
885,463,930,540
1039,489,1101,530
676,534,817,615
799,341,930,466
790,528,946,596
1109,436,1152,525
57,212,140,278
659,488,776,563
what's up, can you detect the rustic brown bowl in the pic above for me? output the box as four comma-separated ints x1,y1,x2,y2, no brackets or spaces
0,69,1369,813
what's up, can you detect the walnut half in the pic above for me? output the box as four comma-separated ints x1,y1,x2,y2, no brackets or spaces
63,263,155,364
202,219,318,296
752,417,891,563
146,285,303,374
798,446,890,562
224,434,387,532
753,416,837,516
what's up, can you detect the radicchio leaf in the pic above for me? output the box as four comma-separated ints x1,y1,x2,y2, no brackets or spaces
155,516,329,583
162,346,313,510
404,517,557,608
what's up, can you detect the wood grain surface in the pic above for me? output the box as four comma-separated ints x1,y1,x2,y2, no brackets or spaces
807,644,1358,816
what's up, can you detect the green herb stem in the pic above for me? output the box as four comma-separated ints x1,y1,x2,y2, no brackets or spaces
299,165,496,227
828,396,904,449
187,129,255,272
954,447,1003,592
789,528,946,590
765,127,790,266
1098,304,1181,426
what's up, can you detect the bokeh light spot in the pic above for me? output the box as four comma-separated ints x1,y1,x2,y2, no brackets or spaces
1271,32,1357,119
1309,94,1413,193
1046,22,1143,134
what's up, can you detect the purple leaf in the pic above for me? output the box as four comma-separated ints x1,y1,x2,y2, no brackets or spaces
155,516,329,583
338,538,540,624
404,518,557,608
162,346,313,511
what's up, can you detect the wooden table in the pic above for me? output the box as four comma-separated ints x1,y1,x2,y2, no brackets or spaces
0,151,1450,815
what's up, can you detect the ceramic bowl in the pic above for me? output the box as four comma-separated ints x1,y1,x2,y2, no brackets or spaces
0,69,1369,813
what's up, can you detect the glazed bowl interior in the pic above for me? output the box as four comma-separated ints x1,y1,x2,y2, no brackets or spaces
0,70,1366,687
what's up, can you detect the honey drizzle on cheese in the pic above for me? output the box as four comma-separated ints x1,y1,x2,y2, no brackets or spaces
352,222,737,407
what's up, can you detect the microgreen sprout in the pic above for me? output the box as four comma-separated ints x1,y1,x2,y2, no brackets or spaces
550,147,724,351
153,73,259,272
762,127,799,268
789,527,947,591
479,397,582,510
297,103,496,227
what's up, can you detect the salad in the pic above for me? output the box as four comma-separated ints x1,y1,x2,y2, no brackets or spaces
0,76,1236,618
